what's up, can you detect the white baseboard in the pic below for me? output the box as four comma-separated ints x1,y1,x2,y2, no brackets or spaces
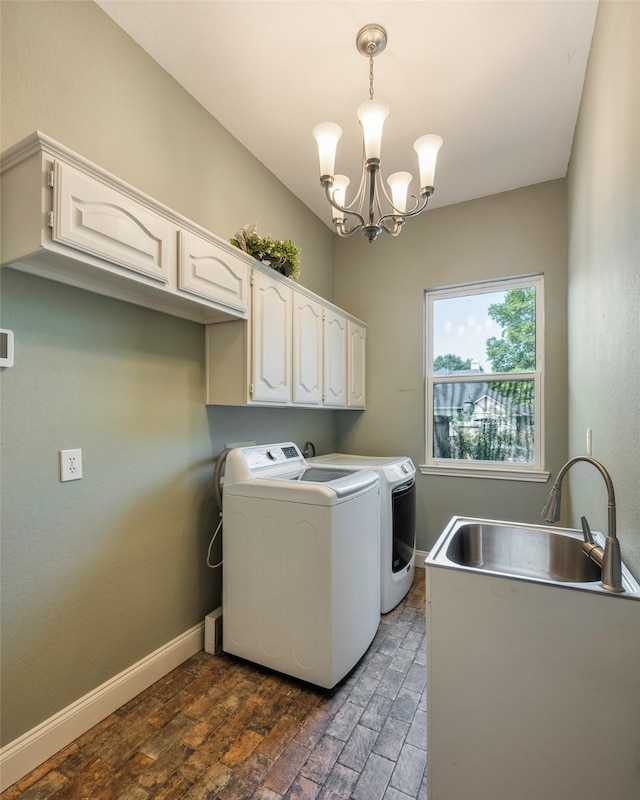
0,622,204,792
415,549,429,566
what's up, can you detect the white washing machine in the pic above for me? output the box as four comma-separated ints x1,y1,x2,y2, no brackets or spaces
310,453,416,613
222,442,380,689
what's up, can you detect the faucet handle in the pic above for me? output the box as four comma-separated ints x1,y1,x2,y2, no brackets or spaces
580,515,595,545
580,515,604,567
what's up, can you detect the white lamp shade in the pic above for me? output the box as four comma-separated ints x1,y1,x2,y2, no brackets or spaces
313,122,342,177
331,174,350,221
387,171,413,214
414,134,443,190
357,100,389,161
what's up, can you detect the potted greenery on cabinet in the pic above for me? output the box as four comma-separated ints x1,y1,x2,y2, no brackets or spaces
230,223,301,281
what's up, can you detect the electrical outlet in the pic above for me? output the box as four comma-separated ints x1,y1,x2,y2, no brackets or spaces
60,449,83,481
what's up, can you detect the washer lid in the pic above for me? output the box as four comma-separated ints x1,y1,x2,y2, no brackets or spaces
279,467,356,483
223,468,379,504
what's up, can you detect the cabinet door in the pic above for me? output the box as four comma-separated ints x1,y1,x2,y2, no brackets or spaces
251,269,292,403
347,321,366,408
178,230,248,312
323,309,347,407
52,161,171,282
292,293,323,406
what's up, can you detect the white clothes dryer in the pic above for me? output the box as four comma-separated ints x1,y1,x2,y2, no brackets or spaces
222,442,380,689
309,453,416,613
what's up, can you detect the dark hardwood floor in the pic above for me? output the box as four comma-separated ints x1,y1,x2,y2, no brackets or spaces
2,569,426,800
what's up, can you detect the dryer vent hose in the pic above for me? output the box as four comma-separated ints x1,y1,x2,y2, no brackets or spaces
208,448,231,570
213,448,231,509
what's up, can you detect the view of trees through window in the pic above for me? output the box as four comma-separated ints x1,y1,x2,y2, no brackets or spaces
431,283,538,464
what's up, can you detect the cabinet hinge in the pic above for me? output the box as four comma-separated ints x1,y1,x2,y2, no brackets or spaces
47,170,55,189
47,211,54,229
249,384,254,397
249,272,254,286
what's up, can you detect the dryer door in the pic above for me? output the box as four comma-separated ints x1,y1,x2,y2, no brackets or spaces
392,479,416,572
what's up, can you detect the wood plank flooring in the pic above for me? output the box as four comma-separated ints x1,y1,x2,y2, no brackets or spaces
3,569,426,800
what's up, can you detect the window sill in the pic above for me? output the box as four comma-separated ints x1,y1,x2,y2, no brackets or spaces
419,463,550,482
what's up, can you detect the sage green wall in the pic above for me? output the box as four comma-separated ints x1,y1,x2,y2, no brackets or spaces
566,0,640,581
3,0,636,758
0,0,336,746
334,181,569,551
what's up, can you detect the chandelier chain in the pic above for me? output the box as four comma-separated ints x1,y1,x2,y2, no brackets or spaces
369,55,375,100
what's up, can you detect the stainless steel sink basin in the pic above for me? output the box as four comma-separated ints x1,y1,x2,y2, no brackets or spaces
427,516,640,595
445,521,602,582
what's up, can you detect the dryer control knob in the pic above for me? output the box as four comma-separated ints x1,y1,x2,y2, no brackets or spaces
266,449,277,461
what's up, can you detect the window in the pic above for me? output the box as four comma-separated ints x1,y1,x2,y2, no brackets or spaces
422,274,548,481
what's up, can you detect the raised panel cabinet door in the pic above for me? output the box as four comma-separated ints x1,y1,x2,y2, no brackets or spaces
323,309,347,407
178,230,248,312
292,293,323,405
251,269,292,403
347,321,366,408
53,160,171,282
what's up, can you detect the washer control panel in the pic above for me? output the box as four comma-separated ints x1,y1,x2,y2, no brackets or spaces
242,443,302,471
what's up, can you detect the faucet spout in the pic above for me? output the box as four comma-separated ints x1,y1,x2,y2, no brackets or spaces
541,456,624,593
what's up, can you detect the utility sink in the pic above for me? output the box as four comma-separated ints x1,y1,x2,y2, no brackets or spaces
425,516,640,799
428,516,640,595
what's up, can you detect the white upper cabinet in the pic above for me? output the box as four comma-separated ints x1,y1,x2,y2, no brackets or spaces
205,269,366,409
292,293,324,406
0,132,249,324
2,133,366,409
347,320,366,408
250,269,292,404
2,133,367,410
53,160,172,283
323,309,347,408
178,229,248,312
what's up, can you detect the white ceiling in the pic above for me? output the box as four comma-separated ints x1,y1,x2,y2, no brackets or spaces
94,0,598,229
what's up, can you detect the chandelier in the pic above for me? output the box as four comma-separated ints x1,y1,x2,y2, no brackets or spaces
313,24,443,244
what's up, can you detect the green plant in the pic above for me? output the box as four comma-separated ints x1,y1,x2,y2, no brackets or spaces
231,223,301,281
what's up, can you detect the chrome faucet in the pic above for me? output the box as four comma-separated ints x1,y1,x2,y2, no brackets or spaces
541,456,624,593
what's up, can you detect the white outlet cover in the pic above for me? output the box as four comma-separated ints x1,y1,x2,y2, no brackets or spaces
60,449,83,482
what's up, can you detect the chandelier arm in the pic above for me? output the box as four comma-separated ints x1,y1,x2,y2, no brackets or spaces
378,191,432,231
321,180,366,230
335,220,365,238
339,158,367,212
377,170,398,211
352,156,369,216
379,222,403,237
377,172,424,217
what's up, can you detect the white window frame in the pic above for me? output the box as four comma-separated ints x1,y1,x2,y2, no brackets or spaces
421,273,549,482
